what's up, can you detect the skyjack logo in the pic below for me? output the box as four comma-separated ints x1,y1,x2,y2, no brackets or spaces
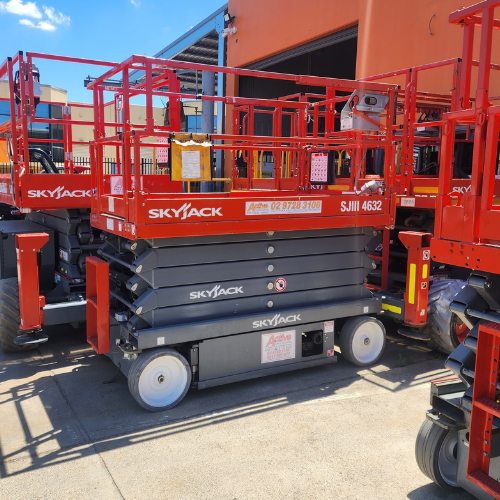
149,203,222,219
452,185,471,194
253,313,301,329
27,186,91,199
190,284,244,300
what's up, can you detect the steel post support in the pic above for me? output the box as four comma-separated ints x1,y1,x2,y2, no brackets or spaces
15,232,49,331
86,256,110,354
399,231,432,326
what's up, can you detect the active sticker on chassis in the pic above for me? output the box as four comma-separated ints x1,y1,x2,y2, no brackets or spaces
261,330,296,363
246,200,322,216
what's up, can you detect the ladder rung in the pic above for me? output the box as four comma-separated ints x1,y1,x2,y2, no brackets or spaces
468,470,500,497
474,397,500,418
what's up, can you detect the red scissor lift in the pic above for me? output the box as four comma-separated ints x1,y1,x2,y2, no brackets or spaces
0,52,115,351
85,56,399,410
415,2,500,498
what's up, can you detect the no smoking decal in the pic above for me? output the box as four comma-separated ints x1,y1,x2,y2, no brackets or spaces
275,277,286,292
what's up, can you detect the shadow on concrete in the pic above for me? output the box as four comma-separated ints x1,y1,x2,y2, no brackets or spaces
407,483,475,500
0,323,451,480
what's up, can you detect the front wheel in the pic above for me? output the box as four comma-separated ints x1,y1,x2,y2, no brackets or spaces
338,316,386,366
415,419,462,492
128,348,192,411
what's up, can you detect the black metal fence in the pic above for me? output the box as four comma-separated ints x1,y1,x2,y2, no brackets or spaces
0,157,157,175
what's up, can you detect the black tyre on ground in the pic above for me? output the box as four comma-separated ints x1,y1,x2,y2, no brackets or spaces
338,316,386,366
422,279,468,354
0,277,35,353
415,418,462,492
128,348,192,412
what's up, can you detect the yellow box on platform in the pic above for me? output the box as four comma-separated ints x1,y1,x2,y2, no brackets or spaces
170,133,212,182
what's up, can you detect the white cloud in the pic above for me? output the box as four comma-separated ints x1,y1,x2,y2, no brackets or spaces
43,5,69,24
0,0,42,18
19,17,55,30
1,0,70,32
131,0,140,6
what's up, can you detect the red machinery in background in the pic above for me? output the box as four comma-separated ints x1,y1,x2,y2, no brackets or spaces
358,42,500,354
0,52,115,350
415,2,500,499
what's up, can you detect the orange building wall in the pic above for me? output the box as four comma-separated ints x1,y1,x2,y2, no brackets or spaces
226,0,500,96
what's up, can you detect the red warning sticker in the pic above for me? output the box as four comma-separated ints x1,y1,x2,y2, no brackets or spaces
327,349,335,357
274,277,286,292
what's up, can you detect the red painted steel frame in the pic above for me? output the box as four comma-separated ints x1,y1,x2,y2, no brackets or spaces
16,232,49,331
429,2,500,498
0,51,117,210
467,322,500,499
86,257,110,354
432,1,500,276
399,232,432,326
89,56,398,239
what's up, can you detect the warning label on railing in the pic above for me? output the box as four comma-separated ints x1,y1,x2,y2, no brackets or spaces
246,200,322,215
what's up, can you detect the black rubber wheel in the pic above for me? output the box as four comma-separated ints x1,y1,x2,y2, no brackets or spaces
338,316,386,366
422,279,467,354
415,419,462,492
0,277,35,353
128,348,192,412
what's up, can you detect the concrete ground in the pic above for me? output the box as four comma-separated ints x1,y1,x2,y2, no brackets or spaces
0,324,475,500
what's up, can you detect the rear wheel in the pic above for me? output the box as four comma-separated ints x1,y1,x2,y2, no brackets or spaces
128,348,192,411
338,316,386,366
0,278,36,353
423,279,467,354
415,419,462,492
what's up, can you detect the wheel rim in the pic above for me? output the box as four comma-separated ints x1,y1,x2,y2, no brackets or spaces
454,320,469,344
351,321,385,364
138,355,188,408
438,430,459,487
451,313,470,347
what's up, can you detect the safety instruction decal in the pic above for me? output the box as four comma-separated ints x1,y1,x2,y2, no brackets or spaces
181,150,201,179
310,153,329,183
261,330,296,364
324,321,334,333
274,278,286,292
246,200,322,216
401,197,416,207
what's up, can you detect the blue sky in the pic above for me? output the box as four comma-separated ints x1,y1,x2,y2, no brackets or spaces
0,0,224,103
